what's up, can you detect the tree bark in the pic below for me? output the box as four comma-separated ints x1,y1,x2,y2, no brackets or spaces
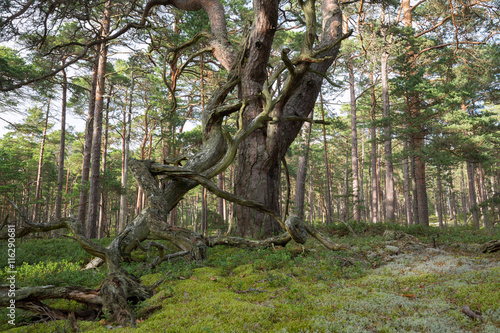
370,74,378,224
294,111,313,219
320,95,334,224
98,92,111,238
467,161,480,229
33,99,50,223
78,46,99,226
119,76,134,233
55,66,67,220
348,58,360,222
461,162,468,224
86,0,111,238
436,164,444,229
403,0,429,227
402,139,413,225
235,0,344,237
381,51,395,223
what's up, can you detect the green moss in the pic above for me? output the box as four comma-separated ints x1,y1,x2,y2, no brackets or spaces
3,229,500,332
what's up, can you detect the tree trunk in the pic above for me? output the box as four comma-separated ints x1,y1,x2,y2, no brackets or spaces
33,99,50,223
478,163,491,228
201,187,208,236
55,66,67,220
98,93,111,239
461,162,468,224
321,95,334,224
294,112,313,219
467,161,480,228
381,51,395,223
119,79,134,233
403,0,429,227
78,46,99,226
217,173,226,223
343,144,350,221
370,74,378,223
436,165,444,229
402,139,413,225
234,0,343,237
448,180,458,227
86,0,111,238
348,58,360,222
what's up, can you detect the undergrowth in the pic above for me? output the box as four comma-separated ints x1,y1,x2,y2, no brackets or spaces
1,224,499,332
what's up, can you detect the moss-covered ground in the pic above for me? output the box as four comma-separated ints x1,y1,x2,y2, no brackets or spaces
1,224,499,332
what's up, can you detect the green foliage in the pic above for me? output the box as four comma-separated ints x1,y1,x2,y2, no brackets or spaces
2,228,500,332
0,237,110,268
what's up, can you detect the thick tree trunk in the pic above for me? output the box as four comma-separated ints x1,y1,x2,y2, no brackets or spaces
235,0,344,237
86,0,111,238
348,58,360,222
234,0,281,238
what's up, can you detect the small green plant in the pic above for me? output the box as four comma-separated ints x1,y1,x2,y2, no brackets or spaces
265,272,290,288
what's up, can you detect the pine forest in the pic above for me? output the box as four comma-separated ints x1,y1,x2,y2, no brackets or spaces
0,0,500,332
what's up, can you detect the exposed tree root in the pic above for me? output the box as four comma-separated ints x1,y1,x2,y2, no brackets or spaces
480,240,500,253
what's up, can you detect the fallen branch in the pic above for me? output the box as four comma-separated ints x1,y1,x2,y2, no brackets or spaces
461,305,482,321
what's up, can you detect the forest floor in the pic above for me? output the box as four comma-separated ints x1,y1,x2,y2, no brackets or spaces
1,222,499,333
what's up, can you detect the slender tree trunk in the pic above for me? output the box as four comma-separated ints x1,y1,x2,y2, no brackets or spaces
64,168,70,217
402,139,413,225
343,144,350,221
119,79,134,233
478,163,491,228
33,99,51,223
461,162,468,224
359,129,366,221
98,93,111,239
217,173,226,223
55,66,67,220
78,46,99,226
294,112,313,219
436,165,444,229
376,144,383,222
201,187,208,236
448,179,458,227
308,160,315,224
348,58,360,222
370,74,378,223
320,95,334,224
467,161,480,229
86,0,111,238
381,51,395,222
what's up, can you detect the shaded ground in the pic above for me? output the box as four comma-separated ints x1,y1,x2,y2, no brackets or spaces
1,224,499,332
